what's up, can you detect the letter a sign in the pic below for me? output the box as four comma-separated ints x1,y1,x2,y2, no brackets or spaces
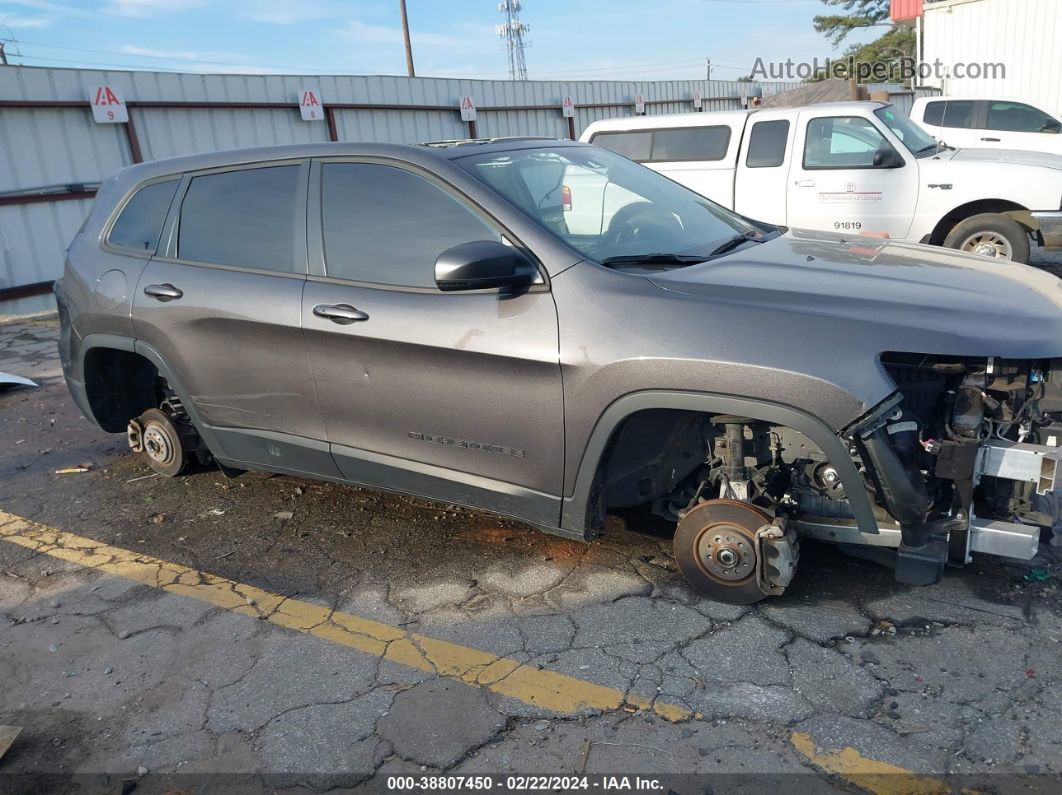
299,88,323,121
90,85,128,123
459,95,476,122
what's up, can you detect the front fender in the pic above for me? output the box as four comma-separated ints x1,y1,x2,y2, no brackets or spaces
560,390,879,536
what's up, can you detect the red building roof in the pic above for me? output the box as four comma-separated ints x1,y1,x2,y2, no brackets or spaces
891,0,924,22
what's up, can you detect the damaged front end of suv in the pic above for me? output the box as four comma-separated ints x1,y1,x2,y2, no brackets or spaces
655,355,1062,603
812,354,1060,579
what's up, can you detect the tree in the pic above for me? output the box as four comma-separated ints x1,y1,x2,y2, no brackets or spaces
811,0,915,85
814,0,891,47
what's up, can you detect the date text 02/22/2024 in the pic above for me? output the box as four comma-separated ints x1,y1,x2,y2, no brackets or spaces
385,775,665,791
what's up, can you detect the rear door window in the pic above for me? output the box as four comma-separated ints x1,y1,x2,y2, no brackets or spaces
922,100,976,129
986,101,1059,132
745,120,790,168
107,179,179,253
650,126,731,161
321,162,501,288
590,131,652,161
178,165,301,272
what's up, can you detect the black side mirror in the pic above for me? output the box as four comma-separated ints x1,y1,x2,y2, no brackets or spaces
873,145,904,168
435,240,538,292
1042,119,1061,134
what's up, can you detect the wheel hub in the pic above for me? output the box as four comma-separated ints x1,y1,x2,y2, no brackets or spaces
696,524,757,582
143,425,174,466
961,231,1013,259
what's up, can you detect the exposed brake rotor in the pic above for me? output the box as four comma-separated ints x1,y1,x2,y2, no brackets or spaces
673,498,799,604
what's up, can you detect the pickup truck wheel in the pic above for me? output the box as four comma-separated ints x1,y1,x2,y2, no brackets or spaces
129,408,188,477
944,213,1031,264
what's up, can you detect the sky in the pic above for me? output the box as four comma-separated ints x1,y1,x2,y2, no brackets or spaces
0,0,881,82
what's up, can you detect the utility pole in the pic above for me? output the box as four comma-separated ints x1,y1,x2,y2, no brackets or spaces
0,43,8,66
705,58,711,80
398,0,415,77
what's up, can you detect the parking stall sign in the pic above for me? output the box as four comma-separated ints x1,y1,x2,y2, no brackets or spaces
299,88,323,121
459,95,477,122
561,96,575,118
89,85,128,123
634,93,645,114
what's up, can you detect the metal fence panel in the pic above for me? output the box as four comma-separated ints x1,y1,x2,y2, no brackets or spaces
0,65,798,317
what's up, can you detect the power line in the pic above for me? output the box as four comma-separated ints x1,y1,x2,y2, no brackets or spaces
7,37,713,77
5,39,765,82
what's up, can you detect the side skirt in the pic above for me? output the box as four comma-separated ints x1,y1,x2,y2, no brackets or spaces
207,428,579,540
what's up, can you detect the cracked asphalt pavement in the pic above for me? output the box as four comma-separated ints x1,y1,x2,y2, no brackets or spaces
2,312,1062,793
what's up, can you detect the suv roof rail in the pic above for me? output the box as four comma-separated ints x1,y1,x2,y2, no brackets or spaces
418,136,562,148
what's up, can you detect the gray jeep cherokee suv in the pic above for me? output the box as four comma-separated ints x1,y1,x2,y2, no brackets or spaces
56,138,1062,604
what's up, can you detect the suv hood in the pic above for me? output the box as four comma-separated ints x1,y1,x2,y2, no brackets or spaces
942,147,1062,170
647,231,1062,359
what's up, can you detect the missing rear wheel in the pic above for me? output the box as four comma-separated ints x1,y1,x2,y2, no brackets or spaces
131,408,188,477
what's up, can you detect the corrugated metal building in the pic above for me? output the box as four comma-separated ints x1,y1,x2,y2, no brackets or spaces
0,66,796,318
920,0,1062,110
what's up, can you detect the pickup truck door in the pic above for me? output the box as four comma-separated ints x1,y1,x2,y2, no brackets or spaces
977,100,1062,154
785,111,919,240
734,111,794,225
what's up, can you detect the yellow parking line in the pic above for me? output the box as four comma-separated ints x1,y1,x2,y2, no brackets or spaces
2,509,961,787
0,510,690,721
790,732,950,795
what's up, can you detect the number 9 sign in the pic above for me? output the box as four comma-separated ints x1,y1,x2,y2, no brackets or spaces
90,85,129,124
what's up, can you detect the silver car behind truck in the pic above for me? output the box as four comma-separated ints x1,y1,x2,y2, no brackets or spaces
55,138,1062,604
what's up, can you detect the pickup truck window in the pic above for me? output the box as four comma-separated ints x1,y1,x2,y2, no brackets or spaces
107,178,179,254
923,100,976,129
745,120,789,168
591,131,652,161
650,127,731,161
873,107,939,157
321,163,501,289
458,145,752,267
804,117,893,169
986,101,1061,133
591,127,731,163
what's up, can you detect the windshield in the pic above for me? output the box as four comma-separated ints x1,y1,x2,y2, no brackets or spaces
455,145,759,265
874,106,941,157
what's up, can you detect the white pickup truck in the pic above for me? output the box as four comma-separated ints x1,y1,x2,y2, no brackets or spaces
910,96,1062,156
578,101,1062,264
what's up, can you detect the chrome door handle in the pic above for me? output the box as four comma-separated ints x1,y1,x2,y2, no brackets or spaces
143,283,183,302
795,179,815,187
313,303,369,324
980,137,1001,142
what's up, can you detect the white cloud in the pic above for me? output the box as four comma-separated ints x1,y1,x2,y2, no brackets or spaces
111,44,278,73
161,61,278,74
243,0,344,25
0,12,52,27
117,43,247,63
4,0,89,14
344,20,495,50
101,0,206,18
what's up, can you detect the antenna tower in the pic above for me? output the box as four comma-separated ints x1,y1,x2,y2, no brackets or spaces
496,1,530,80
